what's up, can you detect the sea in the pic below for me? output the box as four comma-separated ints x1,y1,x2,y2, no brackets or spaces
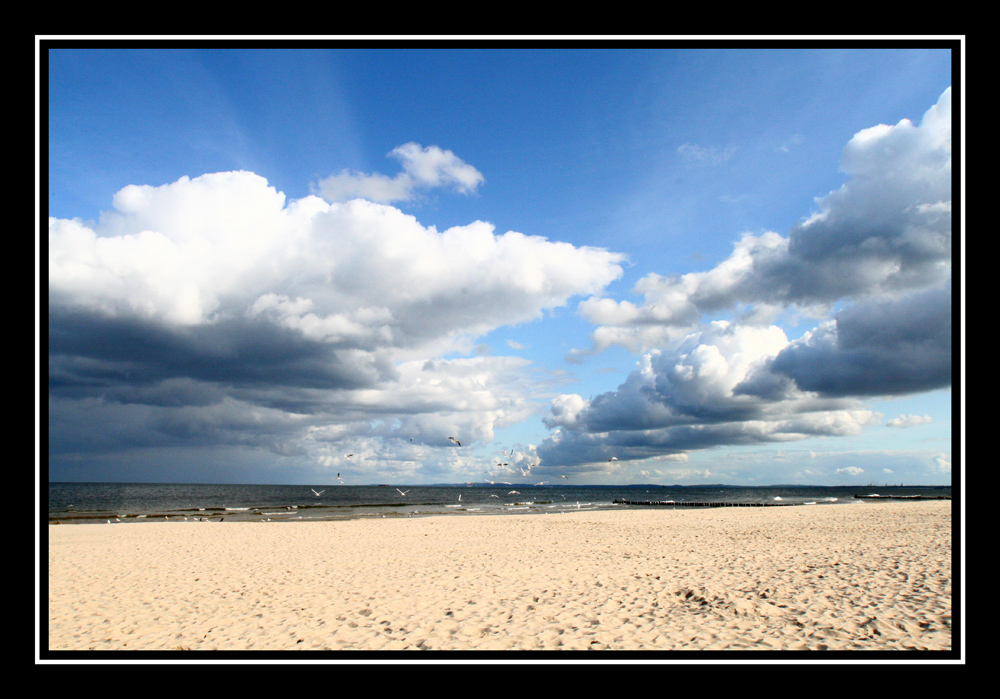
46,482,952,525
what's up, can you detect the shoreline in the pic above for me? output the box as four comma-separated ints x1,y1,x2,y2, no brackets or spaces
46,500,953,652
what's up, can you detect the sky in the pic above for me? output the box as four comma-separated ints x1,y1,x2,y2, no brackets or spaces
41,41,959,486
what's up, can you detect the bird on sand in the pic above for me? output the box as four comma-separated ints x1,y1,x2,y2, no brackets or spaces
311,489,325,496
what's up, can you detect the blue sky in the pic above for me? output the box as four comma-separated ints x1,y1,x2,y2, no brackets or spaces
43,42,957,486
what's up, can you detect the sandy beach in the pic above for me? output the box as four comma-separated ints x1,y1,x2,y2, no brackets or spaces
45,500,953,652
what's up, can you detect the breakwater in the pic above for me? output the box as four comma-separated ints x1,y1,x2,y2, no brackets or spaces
852,494,951,500
613,499,792,508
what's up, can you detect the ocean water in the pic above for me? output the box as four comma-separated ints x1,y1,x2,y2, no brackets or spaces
46,482,952,525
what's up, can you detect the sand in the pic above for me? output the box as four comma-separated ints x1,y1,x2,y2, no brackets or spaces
45,500,953,652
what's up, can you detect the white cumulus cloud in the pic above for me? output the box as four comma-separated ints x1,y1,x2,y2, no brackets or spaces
580,88,952,356
314,142,485,203
543,89,952,471
48,155,624,478
539,321,880,468
886,414,934,428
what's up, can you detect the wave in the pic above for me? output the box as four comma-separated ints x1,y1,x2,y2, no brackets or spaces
178,507,226,513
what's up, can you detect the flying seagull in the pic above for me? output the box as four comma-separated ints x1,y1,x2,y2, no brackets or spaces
396,488,409,496
608,457,618,462
311,489,325,496
448,437,462,446
345,454,354,459
558,475,569,479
